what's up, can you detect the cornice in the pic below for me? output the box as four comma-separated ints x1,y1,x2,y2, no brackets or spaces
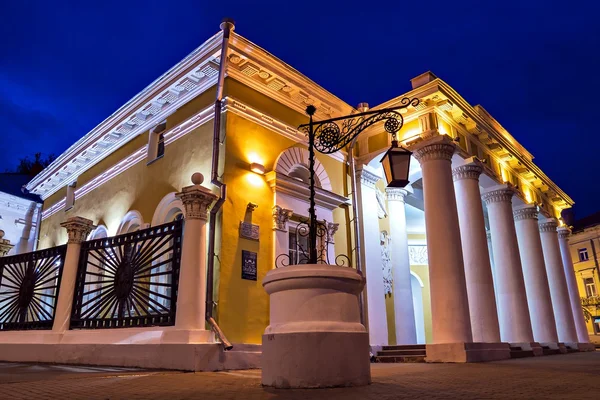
265,171,350,211
27,33,224,200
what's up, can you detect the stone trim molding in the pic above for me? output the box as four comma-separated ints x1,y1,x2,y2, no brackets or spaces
557,227,571,240
272,205,293,231
325,222,339,244
60,216,95,244
539,219,558,233
410,136,456,164
176,185,218,221
481,185,515,205
385,188,408,202
452,162,483,182
513,205,538,221
358,168,381,188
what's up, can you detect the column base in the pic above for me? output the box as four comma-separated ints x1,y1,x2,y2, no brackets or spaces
262,331,371,388
161,329,215,344
510,341,543,356
425,342,511,363
576,342,596,352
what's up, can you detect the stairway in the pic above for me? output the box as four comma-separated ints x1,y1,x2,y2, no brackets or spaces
509,345,534,358
375,344,426,363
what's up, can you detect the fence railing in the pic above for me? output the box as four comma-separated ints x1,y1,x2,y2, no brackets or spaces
70,220,183,329
0,245,67,330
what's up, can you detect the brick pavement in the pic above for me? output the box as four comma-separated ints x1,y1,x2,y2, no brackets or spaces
0,352,599,399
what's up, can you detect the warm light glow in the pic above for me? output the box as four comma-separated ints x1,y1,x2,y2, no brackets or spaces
245,172,265,187
247,152,263,165
500,167,509,183
250,162,265,175
524,188,533,204
438,125,449,136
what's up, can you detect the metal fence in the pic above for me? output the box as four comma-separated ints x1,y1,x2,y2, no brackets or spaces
0,245,67,330
70,220,183,329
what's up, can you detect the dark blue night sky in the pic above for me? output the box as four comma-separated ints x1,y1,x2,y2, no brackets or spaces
1,1,599,217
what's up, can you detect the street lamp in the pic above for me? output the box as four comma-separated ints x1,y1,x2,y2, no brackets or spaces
296,97,419,265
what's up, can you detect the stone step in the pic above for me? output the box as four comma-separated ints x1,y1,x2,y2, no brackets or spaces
381,344,426,351
509,346,523,351
375,355,426,363
510,350,534,359
377,349,427,357
542,348,561,356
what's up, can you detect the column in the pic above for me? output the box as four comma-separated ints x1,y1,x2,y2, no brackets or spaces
486,229,498,303
357,167,388,346
412,136,472,344
171,178,218,339
513,205,558,344
386,188,417,345
272,205,293,267
539,220,578,344
482,185,534,344
453,162,501,343
53,216,95,332
558,227,590,343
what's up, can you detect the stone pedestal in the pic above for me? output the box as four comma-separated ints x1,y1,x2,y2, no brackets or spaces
426,342,511,363
261,264,370,388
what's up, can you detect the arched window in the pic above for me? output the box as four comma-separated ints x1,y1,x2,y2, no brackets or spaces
116,211,145,235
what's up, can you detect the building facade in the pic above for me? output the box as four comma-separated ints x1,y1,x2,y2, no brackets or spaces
11,22,590,354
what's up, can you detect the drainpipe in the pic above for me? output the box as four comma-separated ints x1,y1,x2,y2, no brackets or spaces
205,18,234,351
347,102,370,326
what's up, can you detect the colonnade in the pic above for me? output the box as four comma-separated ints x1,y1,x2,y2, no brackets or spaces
361,135,589,355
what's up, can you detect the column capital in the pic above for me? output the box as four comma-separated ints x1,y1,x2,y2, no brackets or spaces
410,135,456,164
357,168,381,188
481,184,515,205
539,219,558,233
325,222,339,244
60,216,95,244
176,185,218,221
272,205,293,231
385,187,408,202
557,227,571,239
452,162,483,182
513,204,539,221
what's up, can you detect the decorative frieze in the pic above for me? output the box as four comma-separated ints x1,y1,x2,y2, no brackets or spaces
60,216,95,244
176,183,218,221
326,222,339,244
513,205,538,221
272,205,293,231
452,163,483,182
385,188,408,202
358,168,381,188
380,231,393,295
481,186,515,205
539,219,558,233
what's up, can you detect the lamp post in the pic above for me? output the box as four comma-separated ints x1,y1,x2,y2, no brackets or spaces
298,97,418,265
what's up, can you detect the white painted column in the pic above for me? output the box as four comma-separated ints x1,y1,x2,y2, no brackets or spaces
513,205,558,344
170,178,217,341
53,216,95,333
539,220,578,344
412,136,472,344
558,227,590,343
357,168,388,346
482,185,534,343
386,188,417,345
453,162,501,343
272,206,293,268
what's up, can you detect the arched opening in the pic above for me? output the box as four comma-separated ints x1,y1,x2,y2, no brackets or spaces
117,211,144,235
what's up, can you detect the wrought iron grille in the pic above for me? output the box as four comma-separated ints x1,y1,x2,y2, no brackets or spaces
70,220,183,329
275,219,351,268
0,245,67,330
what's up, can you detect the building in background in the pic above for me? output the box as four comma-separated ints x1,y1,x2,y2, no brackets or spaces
568,212,600,338
0,173,42,256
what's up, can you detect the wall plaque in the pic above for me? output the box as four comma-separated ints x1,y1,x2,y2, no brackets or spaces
242,250,257,281
239,221,259,241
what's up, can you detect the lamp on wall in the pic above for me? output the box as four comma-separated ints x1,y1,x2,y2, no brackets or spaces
250,162,265,175
380,136,412,188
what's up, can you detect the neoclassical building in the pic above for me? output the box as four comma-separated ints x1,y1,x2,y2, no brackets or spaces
2,20,591,366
